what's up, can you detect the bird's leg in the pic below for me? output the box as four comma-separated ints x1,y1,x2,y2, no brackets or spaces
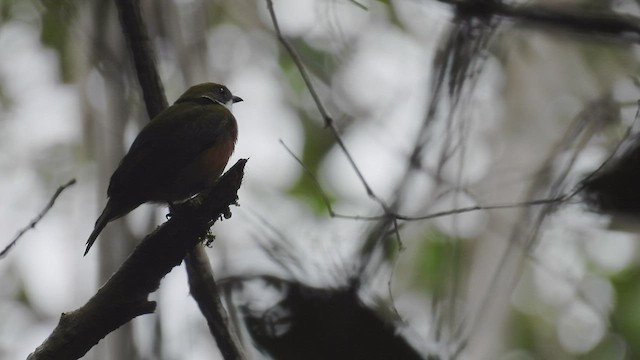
167,193,204,220
187,193,205,207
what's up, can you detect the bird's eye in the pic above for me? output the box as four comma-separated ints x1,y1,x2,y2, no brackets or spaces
218,87,226,95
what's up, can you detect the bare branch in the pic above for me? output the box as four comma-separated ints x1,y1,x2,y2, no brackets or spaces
265,0,388,210
1,179,76,259
185,247,247,360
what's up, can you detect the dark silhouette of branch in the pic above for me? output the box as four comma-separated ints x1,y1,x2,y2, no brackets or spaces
437,0,640,43
581,103,640,213
185,247,246,359
27,160,246,360
1,179,76,259
113,0,168,117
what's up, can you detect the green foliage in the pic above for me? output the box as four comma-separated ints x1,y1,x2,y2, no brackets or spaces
412,229,468,291
506,310,539,355
289,39,340,85
40,0,76,82
15,283,29,305
610,268,640,356
288,110,336,214
580,335,628,360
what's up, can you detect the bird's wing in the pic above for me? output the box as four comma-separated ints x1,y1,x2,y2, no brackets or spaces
107,103,236,200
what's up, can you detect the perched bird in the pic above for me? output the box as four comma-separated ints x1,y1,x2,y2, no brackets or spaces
85,82,243,255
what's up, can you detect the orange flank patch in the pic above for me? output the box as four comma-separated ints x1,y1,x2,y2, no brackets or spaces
198,139,235,186
177,137,236,193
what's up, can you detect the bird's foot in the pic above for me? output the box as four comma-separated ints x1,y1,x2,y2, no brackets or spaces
187,194,205,207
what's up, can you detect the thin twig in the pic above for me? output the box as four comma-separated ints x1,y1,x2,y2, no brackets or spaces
246,209,308,279
387,218,404,320
1,179,76,259
265,0,387,210
279,140,335,216
332,197,573,221
451,96,622,358
349,0,368,11
280,138,571,221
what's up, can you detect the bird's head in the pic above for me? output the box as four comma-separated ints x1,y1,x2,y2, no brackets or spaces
176,82,243,111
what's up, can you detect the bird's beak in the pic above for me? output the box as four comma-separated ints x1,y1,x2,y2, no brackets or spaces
232,96,243,103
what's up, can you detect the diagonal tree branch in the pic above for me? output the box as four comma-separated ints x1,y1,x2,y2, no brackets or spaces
27,159,246,360
185,247,246,359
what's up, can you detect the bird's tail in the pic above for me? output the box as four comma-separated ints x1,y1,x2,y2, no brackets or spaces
84,201,113,256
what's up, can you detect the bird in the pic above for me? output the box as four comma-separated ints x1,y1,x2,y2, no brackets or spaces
85,82,243,255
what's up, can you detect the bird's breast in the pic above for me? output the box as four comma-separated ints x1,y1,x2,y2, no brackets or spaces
170,131,236,200
198,135,236,187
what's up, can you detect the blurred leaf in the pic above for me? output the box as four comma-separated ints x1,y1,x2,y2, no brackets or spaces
577,41,634,83
0,0,10,21
40,0,77,82
15,283,29,305
280,54,308,96
580,334,628,360
506,311,538,353
290,39,340,86
288,111,336,214
411,230,467,291
611,268,640,355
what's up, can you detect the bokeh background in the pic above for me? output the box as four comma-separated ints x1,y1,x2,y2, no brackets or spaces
1,0,640,359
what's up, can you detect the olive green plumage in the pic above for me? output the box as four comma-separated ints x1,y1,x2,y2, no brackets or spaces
85,83,242,255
